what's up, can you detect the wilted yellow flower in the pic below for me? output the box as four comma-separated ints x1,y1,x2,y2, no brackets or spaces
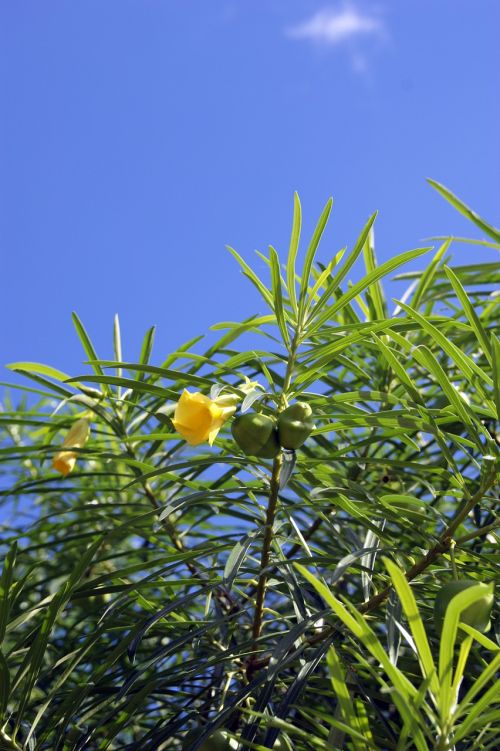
172,390,236,446
53,418,91,476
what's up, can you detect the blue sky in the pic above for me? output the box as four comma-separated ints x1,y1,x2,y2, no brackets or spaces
1,1,498,380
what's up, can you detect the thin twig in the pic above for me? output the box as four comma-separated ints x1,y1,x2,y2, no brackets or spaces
249,473,497,671
124,437,240,613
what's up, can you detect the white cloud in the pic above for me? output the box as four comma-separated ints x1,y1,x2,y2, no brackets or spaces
286,5,384,46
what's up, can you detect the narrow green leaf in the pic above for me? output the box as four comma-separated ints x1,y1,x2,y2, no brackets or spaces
384,558,439,701
113,313,122,364
412,346,477,429
295,564,430,751
90,361,213,388
326,645,365,751
444,265,492,365
427,235,500,249
411,238,452,311
449,634,473,710
396,300,493,390
138,325,156,368
438,583,495,720
362,225,386,320
453,674,500,743
285,191,302,316
295,564,417,700
65,374,177,399
455,649,500,719
269,245,290,347
307,257,336,304
72,313,104,378
308,246,431,334
0,543,17,645
306,212,377,325
4,370,74,398
223,530,259,589
6,362,73,383
298,197,333,320
113,314,123,395
210,315,275,332
428,179,500,243
493,336,500,420
72,312,111,398
0,650,10,721
227,246,274,309
372,335,423,404
13,537,103,736
121,325,158,416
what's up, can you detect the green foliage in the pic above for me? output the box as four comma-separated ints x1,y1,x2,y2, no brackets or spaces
0,183,499,750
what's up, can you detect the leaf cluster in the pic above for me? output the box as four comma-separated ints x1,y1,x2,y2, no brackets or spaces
0,182,499,750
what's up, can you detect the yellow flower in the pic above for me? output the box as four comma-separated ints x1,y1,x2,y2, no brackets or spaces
172,390,236,446
53,418,91,476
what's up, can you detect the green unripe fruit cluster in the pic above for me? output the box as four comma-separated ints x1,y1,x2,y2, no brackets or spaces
277,402,314,450
434,580,494,635
182,728,238,751
231,413,280,458
231,402,313,457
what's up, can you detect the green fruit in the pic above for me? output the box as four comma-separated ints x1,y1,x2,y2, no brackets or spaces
277,402,314,450
434,580,494,635
182,727,238,751
254,428,280,458
231,413,280,458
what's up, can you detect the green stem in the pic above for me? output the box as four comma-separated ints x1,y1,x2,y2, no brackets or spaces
434,733,450,751
0,729,21,750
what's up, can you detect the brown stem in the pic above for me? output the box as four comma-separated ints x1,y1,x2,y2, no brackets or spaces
242,515,327,607
315,473,497,639
247,329,302,673
124,442,195,563
250,473,496,670
124,440,240,613
455,520,499,545
114,399,208,580
251,453,283,645
242,430,375,606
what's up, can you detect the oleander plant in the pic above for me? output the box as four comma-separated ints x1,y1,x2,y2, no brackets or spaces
0,181,499,750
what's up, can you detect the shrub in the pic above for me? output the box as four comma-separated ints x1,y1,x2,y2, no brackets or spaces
1,182,498,750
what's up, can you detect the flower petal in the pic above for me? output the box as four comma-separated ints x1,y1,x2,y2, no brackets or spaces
53,451,77,476
172,391,236,446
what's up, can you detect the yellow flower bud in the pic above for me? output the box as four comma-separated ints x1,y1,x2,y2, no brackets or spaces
53,418,91,476
172,390,236,446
